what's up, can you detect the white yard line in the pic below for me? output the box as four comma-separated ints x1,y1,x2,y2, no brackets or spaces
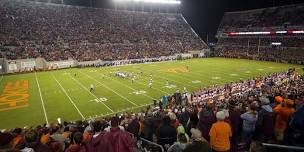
68,75,114,113
34,72,49,124
51,73,85,120
99,74,157,100
79,71,138,106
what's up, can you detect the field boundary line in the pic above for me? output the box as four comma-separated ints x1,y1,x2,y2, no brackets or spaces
34,72,49,124
99,74,157,100
51,73,85,120
79,71,138,106
68,75,114,113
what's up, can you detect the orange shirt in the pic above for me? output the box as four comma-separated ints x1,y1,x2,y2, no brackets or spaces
273,105,295,130
11,135,23,148
40,133,50,144
209,121,232,151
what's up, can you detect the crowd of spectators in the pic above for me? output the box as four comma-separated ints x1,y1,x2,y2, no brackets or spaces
219,3,304,32
0,0,207,61
214,36,304,64
1,68,304,152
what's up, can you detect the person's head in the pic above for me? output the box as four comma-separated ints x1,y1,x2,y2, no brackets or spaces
72,132,83,145
13,128,22,135
111,117,120,127
92,121,102,133
285,99,294,107
24,129,39,143
259,97,270,105
190,128,205,142
162,116,171,126
216,111,225,121
249,102,258,111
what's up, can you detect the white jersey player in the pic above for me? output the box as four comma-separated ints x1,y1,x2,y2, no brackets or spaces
90,84,94,92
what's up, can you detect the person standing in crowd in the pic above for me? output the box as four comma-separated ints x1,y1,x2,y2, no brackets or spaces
104,117,136,152
197,101,216,141
256,97,276,142
65,132,86,152
284,95,304,146
86,120,112,152
240,103,258,144
21,129,52,152
167,133,188,152
209,111,232,152
227,101,241,146
184,128,211,152
157,116,177,150
273,99,295,142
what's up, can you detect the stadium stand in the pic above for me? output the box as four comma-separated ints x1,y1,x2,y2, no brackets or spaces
1,1,304,152
0,68,304,152
215,3,304,64
0,0,207,61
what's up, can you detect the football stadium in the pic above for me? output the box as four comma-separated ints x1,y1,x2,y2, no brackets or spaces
0,0,303,151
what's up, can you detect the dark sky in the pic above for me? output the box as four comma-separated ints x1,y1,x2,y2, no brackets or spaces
63,0,304,42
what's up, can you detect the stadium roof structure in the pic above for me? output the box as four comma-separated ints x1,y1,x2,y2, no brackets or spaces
113,0,181,5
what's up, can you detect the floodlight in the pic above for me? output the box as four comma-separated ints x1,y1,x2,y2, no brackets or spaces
113,0,181,4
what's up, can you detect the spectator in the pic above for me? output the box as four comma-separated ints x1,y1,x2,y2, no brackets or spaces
86,121,112,152
197,102,216,141
21,129,52,152
240,103,258,144
184,128,211,152
167,133,188,152
256,97,276,142
104,117,136,152
156,116,177,150
65,132,86,152
209,111,232,152
273,99,295,142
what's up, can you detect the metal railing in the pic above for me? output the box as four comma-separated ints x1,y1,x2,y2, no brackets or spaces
137,137,165,152
262,143,304,151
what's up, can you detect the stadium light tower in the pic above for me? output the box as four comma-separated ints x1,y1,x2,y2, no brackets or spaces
113,0,181,5
113,0,181,13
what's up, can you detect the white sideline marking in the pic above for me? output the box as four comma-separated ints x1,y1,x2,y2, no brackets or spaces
51,73,85,120
102,74,156,100
69,75,114,113
230,73,238,76
80,71,138,106
35,72,49,124
257,68,264,71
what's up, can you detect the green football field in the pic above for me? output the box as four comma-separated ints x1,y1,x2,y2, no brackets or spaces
0,58,303,129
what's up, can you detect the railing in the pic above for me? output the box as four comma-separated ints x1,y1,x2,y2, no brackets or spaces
127,131,164,152
137,137,165,152
262,143,304,151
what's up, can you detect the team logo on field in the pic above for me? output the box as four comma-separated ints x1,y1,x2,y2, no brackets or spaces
0,80,30,112
161,66,189,73
130,90,146,95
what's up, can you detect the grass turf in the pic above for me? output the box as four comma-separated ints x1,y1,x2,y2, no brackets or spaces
0,57,303,129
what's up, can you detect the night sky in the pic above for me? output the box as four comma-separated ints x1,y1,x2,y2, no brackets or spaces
63,0,304,42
